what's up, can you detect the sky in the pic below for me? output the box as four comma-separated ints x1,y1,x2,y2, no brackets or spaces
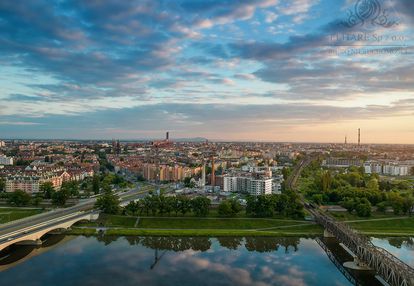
0,0,413,143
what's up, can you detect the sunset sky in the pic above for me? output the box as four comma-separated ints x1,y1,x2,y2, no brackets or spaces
0,0,413,143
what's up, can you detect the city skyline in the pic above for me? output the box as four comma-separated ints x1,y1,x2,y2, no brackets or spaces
1,0,414,143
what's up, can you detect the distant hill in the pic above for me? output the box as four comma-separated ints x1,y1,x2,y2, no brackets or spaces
173,137,208,142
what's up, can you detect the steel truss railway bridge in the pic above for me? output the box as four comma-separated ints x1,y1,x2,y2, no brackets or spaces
287,156,414,286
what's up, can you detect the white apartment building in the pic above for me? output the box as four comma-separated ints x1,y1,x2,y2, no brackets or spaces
223,176,238,192
250,178,272,196
0,141,5,147
223,175,272,196
364,161,411,176
0,155,13,165
383,164,409,176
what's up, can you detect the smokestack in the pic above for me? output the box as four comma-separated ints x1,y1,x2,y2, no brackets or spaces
358,128,360,146
166,131,169,141
211,157,215,186
202,161,206,187
345,136,347,145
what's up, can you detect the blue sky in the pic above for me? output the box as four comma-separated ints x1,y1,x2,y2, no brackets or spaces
0,0,413,142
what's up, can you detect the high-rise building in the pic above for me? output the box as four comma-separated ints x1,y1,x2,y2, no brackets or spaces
223,174,272,196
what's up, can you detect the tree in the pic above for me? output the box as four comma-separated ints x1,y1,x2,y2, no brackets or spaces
402,196,414,216
218,199,242,217
171,196,180,216
388,192,404,215
40,182,55,199
142,196,152,215
183,177,196,188
340,197,356,214
218,200,233,217
312,194,324,205
321,170,332,192
230,199,242,215
95,191,120,214
8,190,31,206
164,196,175,216
157,194,168,215
52,188,70,206
32,194,43,207
376,201,387,213
0,178,5,192
92,175,100,194
149,195,159,215
61,181,79,197
367,178,379,192
355,199,371,217
124,201,140,216
282,167,291,181
178,195,192,216
191,197,211,217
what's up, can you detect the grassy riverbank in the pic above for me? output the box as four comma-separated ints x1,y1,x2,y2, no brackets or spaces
348,217,414,237
0,207,44,223
70,214,323,237
69,213,414,237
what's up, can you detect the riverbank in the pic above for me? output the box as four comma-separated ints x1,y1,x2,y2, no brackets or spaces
69,215,324,237
68,214,414,237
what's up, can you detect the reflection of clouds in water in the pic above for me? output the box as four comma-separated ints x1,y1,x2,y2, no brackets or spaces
55,236,95,255
171,254,269,286
372,237,414,267
0,236,353,286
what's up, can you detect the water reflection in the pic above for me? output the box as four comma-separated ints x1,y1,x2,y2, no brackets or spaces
94,235,300,253
0,235,410,286
0,234,75,272
372,237,414,267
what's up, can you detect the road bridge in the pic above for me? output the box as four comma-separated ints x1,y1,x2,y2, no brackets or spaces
288,156,414,286
0,187,149,252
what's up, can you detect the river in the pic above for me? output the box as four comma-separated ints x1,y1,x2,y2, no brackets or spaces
0,235,412,286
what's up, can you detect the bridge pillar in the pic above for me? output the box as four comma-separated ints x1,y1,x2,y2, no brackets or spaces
323,229,335,238
343,258,372,271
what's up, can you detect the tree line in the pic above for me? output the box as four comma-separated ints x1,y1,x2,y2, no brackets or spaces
118,193,212,217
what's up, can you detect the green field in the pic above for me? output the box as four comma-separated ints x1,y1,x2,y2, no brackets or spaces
0,208,44,224
137,217,307,229
329,211,405,221
71,212,414,237
102,225,322,237
349,217,414,236
71,214,323,237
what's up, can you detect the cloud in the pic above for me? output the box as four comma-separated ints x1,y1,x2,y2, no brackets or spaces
1,99,413,140
0,0,413,141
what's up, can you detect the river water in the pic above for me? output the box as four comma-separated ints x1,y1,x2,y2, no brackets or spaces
0,235,412,286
